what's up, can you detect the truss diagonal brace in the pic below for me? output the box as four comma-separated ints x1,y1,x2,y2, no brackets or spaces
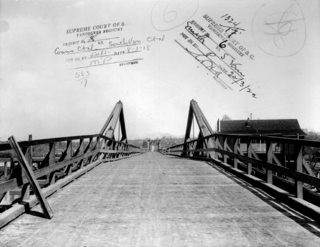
183,100,216,157
8,136,54,219
99,101,128,142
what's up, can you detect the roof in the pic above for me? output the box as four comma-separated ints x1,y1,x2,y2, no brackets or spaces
219,119,306,136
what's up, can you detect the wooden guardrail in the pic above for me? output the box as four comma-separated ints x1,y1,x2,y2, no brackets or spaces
0,133,141,226
0,101,142,227
163,133,320,201
0,134,141,227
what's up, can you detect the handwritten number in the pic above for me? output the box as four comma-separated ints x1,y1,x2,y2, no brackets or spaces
81,79,88,87
219,40,228,48
163,2,177,23
151,0,199,31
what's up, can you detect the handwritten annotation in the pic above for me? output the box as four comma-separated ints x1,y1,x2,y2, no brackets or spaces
54,21,166,87
176,18,257,98
252,0,306,57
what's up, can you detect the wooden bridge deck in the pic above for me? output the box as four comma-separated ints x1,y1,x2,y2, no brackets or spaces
0,152,320,246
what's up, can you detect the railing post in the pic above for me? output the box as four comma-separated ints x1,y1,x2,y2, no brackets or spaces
49,142,56,165
24,134,33,168
295,145,303,199
266,141,273,184
4,161,7,177
223,137,228,163
214,136,219,159
233,138,239,169
247,140,253,175
66,140,73,159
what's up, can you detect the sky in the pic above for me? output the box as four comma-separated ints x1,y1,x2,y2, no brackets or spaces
0,0,319,141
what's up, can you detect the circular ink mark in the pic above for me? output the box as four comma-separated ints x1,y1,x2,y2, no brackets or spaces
151,0,199,31
0,20,10,33
252,0,306,57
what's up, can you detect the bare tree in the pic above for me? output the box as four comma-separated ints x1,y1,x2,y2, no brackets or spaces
221,114,232,120
304,130,320,172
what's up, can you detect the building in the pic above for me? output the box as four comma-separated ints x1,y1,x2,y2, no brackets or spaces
217,118,306,169
218,119,306,139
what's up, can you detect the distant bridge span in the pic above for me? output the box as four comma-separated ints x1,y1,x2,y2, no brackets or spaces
0,100,320,246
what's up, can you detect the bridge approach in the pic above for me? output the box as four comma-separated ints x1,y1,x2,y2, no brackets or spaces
0,100,320,246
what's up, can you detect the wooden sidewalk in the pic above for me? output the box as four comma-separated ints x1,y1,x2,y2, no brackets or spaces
0,152,320,246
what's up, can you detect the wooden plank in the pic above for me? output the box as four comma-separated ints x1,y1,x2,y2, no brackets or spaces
8,136,53,219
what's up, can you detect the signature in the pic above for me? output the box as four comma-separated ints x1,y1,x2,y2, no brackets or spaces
175,39,257,98
176,42,228,87
263,4,304,49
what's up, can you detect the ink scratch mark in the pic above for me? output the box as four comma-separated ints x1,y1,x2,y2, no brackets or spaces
252,0,306,57
263,4,304,49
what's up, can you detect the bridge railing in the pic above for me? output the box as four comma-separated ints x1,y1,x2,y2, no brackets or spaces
0,133,141,222
164,133,320,201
